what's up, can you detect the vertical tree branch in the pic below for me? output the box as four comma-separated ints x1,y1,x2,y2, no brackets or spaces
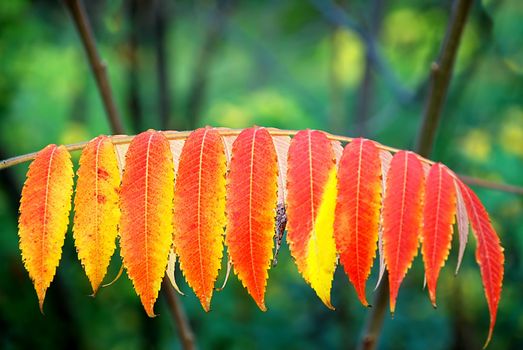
162,280,196,350
357,279,389,350
63,0,124,134
415,0,473,156
358,0,473,349
63,1,196,347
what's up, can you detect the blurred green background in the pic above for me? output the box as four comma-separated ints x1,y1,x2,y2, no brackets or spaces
0,0,522,349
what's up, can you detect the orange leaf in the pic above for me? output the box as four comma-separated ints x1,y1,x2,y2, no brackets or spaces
18,144,74,311
119,130,174,317
286,130,338,309
382,151,425,313
73,136,121,294
334,138,382,306
173,127,227,311
420,163,456,307
457,180,504,347
225,127,278,310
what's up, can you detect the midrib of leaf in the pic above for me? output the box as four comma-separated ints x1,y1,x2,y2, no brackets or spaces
307,131,318,269
430,166,443,272
143,133,154,292
248,128,261,300
93,137,102,282
354,140,363,291
40,146,57,295
197,129,207,293
393,153,409,278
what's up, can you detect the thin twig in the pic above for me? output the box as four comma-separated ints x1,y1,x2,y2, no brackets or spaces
63,0,124,134
458,175,523,196
358,0,474,349
1,129,522,197
162,279,196,350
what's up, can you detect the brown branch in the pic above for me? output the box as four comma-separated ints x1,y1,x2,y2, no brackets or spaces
63,0,195,346
458,175,523,196
357,278,389,350
358,0,474,349
1,129,522,195
162,279,196,350
415,0,474,156
63,0,124,134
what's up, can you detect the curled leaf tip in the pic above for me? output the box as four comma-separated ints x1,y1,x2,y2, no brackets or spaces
102,265,124,288
38,297,45,315
324,300,335,311
483,330,493,349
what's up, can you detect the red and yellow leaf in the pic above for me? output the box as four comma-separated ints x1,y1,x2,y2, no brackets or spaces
73,136,121,294
457,180,504,347
382,150,425,313
173,127,227,311
334,138,382,306
119,130,174,317
420,163,456,306
286,129,338,309
18,144,74,311
225,127,278,310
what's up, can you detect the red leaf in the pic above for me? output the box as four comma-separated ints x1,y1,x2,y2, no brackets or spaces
286,130,338,308
382,151,425,313
420,163,456,306
457,180,504,347
334,138,382,306
225,127,278,310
